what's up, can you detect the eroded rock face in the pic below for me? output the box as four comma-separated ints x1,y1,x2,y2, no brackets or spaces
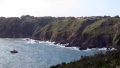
34,30,117,50
0,16,119,50
8,29,118,50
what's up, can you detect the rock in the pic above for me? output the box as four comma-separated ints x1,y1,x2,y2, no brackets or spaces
79,46,87,50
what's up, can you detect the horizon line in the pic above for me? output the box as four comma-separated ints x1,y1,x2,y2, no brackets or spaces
0,15,119,18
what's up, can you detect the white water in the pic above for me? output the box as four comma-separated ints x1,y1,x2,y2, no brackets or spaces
0,38,107,68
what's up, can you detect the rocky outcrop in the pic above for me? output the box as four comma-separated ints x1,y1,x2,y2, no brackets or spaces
61,34,116,50
0,16,119,50
33,30,119,50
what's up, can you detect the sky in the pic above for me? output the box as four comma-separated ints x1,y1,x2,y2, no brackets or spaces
0,0,120,17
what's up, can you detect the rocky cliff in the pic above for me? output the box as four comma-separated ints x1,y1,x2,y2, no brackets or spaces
33,18,120,50
0,16,120,50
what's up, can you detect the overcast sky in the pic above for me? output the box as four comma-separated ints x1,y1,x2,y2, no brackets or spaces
0,0,120,17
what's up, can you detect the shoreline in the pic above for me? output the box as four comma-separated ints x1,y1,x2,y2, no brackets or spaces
21,38,118,51
0,38,117,51
30,38,117,51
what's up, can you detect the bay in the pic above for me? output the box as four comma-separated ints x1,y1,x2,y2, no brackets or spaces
0,38,107,68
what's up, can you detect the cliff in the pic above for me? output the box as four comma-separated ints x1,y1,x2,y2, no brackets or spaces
33,18,120,49
0,15,120,49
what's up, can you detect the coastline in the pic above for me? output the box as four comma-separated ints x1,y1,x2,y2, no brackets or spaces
22,38,116,51
27,38,117,51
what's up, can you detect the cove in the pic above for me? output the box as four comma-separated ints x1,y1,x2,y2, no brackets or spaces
0,38,107,68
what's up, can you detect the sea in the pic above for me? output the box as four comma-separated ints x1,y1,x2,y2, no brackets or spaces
0,38,109,68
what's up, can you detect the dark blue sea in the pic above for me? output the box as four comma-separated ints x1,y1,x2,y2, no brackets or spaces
0,38,108,68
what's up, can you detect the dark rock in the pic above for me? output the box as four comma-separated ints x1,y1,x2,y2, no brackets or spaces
54,42,58,45
79,46,87,50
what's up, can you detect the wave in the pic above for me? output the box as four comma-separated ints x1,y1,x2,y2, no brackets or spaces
22,38,40,44
22,38,116,51
39,41,55,44
84,47,116,51
21,38,80,51
46,43,80,51
38,40,116,51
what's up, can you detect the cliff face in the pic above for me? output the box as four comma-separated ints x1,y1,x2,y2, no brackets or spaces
0,16,120,49
33,18,120,49
34,31,116,49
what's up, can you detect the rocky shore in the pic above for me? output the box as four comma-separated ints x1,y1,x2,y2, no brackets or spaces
0,15,119,50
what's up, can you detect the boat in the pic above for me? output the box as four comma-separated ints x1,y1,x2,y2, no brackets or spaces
10,49,18,53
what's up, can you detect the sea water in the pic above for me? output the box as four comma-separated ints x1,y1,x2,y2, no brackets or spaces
0,38,107,68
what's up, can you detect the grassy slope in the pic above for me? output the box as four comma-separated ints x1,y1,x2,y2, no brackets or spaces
36,19,86,38
83,19,107,34
82,18,120,46
35,18,120,45
38,18,120,37
83,18,120,35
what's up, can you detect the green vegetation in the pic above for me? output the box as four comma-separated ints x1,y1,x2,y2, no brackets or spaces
83,18,120,36
50,48,120,68
0,15,120,68
112,33,120,46
0,15,119,46
36,18,86,38
0,16,56,37
83,19,107,33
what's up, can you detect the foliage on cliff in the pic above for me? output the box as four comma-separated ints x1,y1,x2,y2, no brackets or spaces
0,16,56,37
50,48,120,68
34,17,120,47
0,15,120,47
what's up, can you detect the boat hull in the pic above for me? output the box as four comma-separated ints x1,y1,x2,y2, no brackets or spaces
10,51,18,53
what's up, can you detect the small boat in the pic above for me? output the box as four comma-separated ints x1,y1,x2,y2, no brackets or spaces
10,49,18,53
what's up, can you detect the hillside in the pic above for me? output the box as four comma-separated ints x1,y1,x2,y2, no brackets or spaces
0,15,120,49
33,17,120,50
